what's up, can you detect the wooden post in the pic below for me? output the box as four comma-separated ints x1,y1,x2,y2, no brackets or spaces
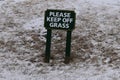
65,31,72,64
44,29,52,63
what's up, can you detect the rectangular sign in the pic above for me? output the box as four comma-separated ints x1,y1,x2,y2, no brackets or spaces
44,9,76,31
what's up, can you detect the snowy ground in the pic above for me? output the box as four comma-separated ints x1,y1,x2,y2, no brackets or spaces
0,0,120,80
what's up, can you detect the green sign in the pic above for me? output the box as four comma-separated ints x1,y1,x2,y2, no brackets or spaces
44,9,76,31
44,9,76,64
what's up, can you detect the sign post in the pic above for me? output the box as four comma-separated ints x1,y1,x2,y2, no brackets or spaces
44,29,52,63
44,9,76,64
65,31,72,64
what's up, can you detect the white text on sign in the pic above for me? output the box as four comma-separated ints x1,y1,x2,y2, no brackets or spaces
49,12,71,17
47,12,73,29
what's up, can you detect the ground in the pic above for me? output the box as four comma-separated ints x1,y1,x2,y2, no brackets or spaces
0,0,120,80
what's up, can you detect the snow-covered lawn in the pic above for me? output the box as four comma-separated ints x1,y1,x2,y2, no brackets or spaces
0,51,120,80
0,0,120,80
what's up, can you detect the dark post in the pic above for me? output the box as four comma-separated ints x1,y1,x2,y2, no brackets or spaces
65,31,72,64
44,29,52,63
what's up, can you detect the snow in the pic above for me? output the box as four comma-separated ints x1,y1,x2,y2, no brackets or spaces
86,0,119,5
0,0,120,80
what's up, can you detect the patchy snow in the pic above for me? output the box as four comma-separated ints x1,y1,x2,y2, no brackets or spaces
0,0,120,80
